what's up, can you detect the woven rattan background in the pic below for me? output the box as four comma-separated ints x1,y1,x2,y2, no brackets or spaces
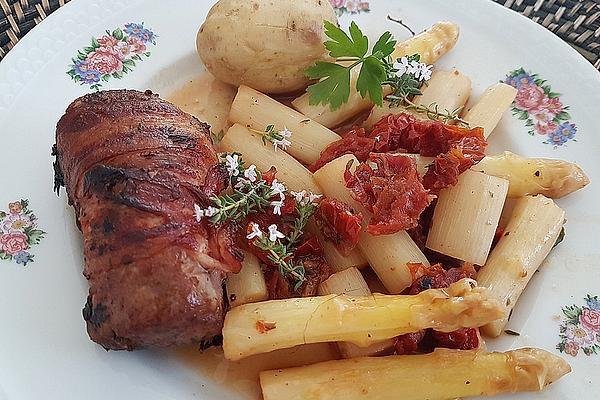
0,0,599,70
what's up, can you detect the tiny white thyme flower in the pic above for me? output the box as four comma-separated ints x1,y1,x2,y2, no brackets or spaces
206,206,218,216
272,137,291,152
256,125,293,152
270,179,287,198
234,178,247,190
246,222,263,240
194,204,218,222
279,127,292,138
193,204,204,222
271,200,284,215
418,63,433,81
408,60,421,77
244,164,258,182
308,192,322,203
224,153,240,176
394,56,410,75
291,190,307,203
268,224,285,242
290,190,321,205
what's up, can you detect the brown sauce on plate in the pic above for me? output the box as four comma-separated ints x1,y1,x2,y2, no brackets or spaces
167,73,237,135
176,343,339,399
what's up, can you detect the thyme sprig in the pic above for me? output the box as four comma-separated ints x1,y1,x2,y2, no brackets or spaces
387,97,470,127
253,234,307,291
383,54,427,100
288,191,321,248
382,54,469,127
250,124,292,151
194,153,321,289
247,191,321,291
195,153,283,224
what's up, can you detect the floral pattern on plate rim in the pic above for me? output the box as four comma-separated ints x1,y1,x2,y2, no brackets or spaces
557,295,600,357
67,22,158,91
0,200,46,266
329,0,370,16
504,68,576,147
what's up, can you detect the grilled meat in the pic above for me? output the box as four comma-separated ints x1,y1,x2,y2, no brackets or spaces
54,89,241,350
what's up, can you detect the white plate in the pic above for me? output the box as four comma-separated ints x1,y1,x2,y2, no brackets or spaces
1,0,599,399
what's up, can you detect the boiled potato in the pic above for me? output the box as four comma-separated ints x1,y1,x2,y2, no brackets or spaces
197,0,337,94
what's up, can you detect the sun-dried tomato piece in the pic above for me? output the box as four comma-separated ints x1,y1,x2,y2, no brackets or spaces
394,330,427,355
294,235,324,258
256,320,277,334
370,113,426,153
314,198,363,255
408,263,477,295
422,130,487,192
297,255,332,297
309,132,375,172
370,113,487,193
432,328,479,350
263,254,332,299
261,166,278,185
344,153,432,235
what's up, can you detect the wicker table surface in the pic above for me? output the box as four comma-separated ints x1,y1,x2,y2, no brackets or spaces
0,0,599,69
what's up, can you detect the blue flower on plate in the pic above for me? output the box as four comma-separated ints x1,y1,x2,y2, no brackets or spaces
14,251,31,266
124,23,157,44
549,122,576,146
505,72,534,89
73,60,101,84
139,28,157,45
124,22,145,37
586,296,600,311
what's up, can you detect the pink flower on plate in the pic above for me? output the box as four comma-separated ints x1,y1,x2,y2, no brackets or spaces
345,0,358,12
535,120,558,135
86,47,123,75
114,41,131,59
564,341,579,357
329,0,346,8
8,201,22,214
127,37,146,54
1,214,32,233
514,83,546,113
566,323,596,346
532,109,557,135
0,231,29,255
96,35,119,49
359,2,370,10
580,308,600,334
541,96,563,115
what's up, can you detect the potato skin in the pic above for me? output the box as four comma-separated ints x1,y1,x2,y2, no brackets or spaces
197,0,337,94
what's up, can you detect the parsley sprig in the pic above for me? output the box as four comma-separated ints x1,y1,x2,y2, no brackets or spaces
306,22,470,126
306,21,396,110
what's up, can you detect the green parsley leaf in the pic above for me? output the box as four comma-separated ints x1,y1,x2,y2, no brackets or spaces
305,62,351,110
306,22,394,110
357,56,386,106
371,31,396,58
323,21,367,58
